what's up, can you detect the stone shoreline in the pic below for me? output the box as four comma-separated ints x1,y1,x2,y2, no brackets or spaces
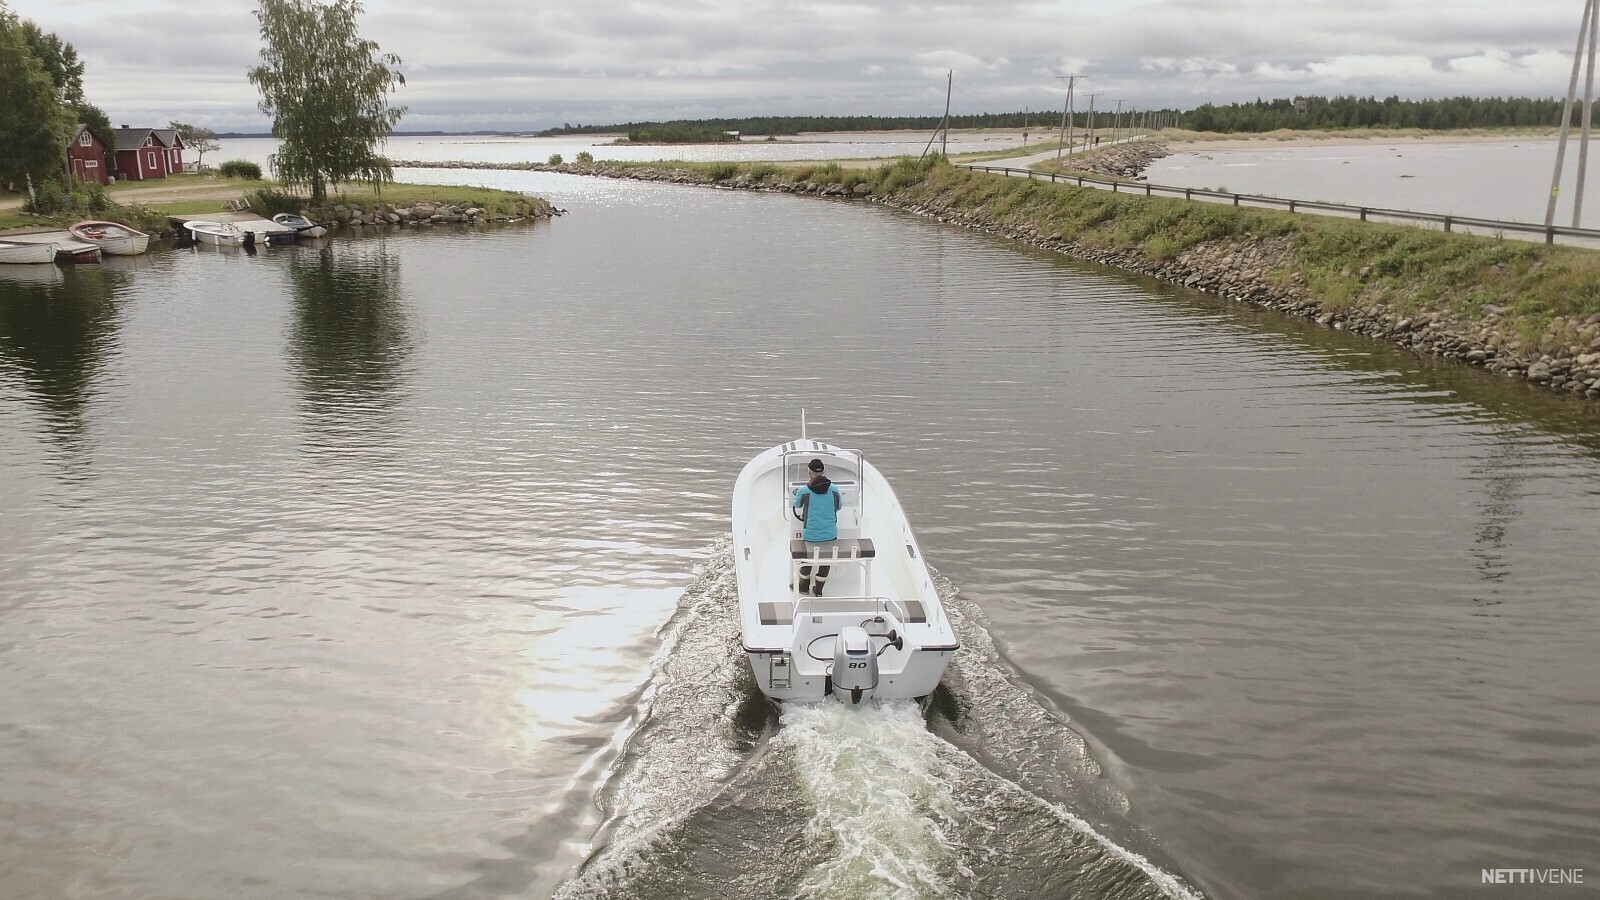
389,155,1600,405
300,193,560,228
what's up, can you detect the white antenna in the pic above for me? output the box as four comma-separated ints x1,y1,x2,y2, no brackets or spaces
800,408,807,440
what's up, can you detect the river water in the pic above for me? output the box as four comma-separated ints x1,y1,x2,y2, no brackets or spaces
2,166,1599,899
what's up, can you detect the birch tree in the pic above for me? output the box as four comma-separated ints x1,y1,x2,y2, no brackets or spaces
246,0,405,205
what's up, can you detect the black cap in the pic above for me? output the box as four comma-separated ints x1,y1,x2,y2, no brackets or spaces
808,458,825,472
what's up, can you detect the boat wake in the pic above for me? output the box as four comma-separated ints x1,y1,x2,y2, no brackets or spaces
555,537,1202,900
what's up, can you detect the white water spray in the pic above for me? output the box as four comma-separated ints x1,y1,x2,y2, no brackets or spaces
779,701,962,899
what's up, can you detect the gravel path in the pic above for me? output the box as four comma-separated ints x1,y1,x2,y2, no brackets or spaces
0,180,246,214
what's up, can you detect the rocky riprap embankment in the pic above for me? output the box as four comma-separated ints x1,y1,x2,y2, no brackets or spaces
1056,141,1173,179
883,201,1600,403
302,195,560,228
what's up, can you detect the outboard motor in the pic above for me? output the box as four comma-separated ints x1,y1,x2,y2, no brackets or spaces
831,625,877,706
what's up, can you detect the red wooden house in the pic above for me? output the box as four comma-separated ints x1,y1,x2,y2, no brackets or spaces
111,127,172,181
66,124,110,185
154,128,187,174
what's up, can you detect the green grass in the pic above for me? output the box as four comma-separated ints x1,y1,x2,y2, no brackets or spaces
886,163,1600,350
3,179,550,234
0,209,49,230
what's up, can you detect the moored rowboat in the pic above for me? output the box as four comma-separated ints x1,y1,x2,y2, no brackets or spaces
68,220,150,256
0,239,58,265
272,212,327,238
186,220,248,247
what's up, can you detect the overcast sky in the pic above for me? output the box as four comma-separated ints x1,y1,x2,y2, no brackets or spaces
5,0,1591,132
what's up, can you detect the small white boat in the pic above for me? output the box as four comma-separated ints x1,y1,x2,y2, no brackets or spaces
68,220,150,256
186,220,248,247
0,239,58,265
272,212,327,238
733,428,959,706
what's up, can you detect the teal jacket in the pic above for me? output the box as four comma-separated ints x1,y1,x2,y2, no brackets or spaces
793,477,841,542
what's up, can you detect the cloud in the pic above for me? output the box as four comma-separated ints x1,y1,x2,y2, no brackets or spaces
3,0,1590,131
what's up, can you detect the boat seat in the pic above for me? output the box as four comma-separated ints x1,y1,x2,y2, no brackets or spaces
790,538,875,560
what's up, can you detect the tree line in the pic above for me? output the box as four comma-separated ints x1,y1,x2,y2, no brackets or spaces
1185,95,1574,132
543,112,1101,137
545,95,1587,140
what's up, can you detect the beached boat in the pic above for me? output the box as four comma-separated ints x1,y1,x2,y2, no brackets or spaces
68,220,150,256
733,429,959,706
186,220,248,247
0,239,57,265
272,212,328,238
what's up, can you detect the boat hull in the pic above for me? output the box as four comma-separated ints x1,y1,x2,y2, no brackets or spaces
273,214,327,239
68,221,150,256
733,439,959,703
91,235,149,256
186,222,246,246
0,242,57,265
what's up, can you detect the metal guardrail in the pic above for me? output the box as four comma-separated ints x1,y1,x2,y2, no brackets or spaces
958,163,1600,246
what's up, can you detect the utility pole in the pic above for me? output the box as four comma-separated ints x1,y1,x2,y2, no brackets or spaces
1056,74,1080,158
921,70,953,160
1549,0,1598,227
1085,94,1100,147
1112,99,1127,144
942,70,952,157
1580,0,1599,225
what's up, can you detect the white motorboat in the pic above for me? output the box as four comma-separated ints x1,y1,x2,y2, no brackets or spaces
186,220,248,247
0,239,57,265
68,220,150,256
733,431,959,706
272,212,328,238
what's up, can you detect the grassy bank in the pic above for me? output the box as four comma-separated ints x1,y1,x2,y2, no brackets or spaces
890,163,1600,345
1,179,549,233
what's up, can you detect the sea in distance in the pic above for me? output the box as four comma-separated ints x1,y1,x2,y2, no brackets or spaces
1,137,1598,899
219,131,1600,225
1146,136,1599,225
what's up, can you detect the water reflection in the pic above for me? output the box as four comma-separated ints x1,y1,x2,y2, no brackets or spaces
286,241,414,449
0,266,122,472
1131,269,1600,456
1468,433,1526,599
